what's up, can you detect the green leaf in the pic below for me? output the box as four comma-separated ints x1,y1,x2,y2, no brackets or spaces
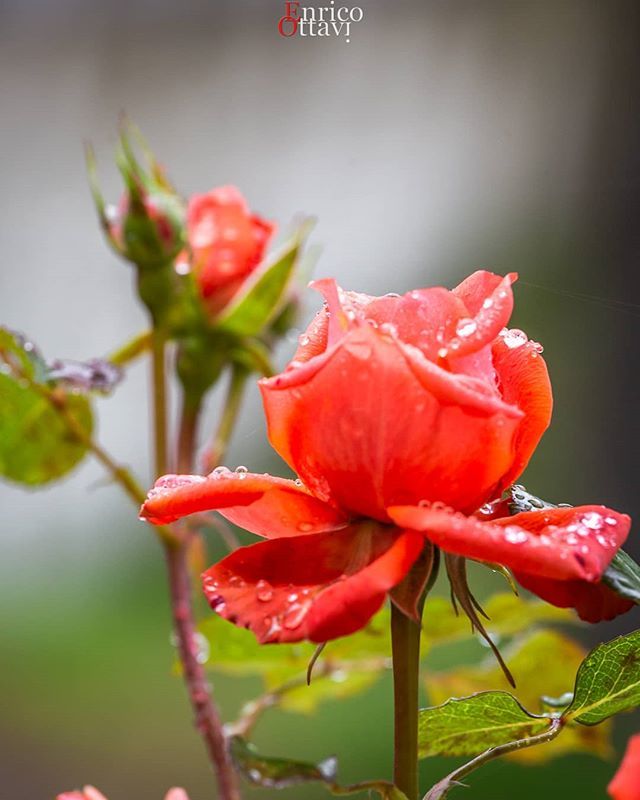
229,737,407,799
0,329,93,486
564,629,640,725
215,222,312,337
425,630,612,763
418,691,552,758
602,550,640,604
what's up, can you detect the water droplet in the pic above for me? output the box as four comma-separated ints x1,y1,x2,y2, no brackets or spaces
298,334,310,347
175,259,191,275
604,516,618,526
210,466,231,478
531,341,544,354
283,601,311,630
385,292,400,298
235,465,248,479
297,521,314,532
437,347,448,359
449,338,461,351
505,528,528,544
287,592,299,602
228,575,245,588
379,322,397,337
456,318,478,338
294,478,304,487
256,580,274,602
581,512,602,530
500,329,528,349
194,632,210,664
482,297,494,310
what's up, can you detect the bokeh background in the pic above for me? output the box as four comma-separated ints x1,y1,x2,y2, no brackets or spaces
1,0,639,798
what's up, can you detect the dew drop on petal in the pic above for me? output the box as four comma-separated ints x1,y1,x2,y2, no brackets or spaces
500,329,528,349
283,600,312,630
437,347,448,359
298,334,311,347
581,512,603,530
505,528,528,544
256,579,274,602
482,297,494,310
456,318,478,338
297,521,314,532
235,465,248,479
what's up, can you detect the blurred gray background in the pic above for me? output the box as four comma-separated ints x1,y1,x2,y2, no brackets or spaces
1,1,639,798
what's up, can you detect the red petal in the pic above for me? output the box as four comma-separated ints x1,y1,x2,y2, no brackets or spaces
387,504,630,581
202,524,424,643
609,734,640,800
140,470,347,536
491,331,553,490
445,271,517,359
514,571,633,623
261,325,522,520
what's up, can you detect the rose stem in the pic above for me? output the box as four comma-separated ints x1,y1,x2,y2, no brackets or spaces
391,601,422,800
150,325,241,798
151,328,169,478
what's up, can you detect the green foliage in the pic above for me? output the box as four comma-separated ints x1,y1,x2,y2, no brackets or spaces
421,592,572,650
418,691,552,758
229,737,407,799
0,328,93,486
565,629,640,724
425,629,612,762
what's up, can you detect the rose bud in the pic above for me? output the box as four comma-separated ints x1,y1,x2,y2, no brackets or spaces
185,186,275,318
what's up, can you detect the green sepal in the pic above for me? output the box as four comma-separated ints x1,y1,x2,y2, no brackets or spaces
215,219,313,337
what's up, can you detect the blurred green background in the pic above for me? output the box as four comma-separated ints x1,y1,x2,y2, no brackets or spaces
1,1,639,798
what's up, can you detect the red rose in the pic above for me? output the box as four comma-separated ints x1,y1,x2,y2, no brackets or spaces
609,734,640,800
141,271,632,643
185,186,276,317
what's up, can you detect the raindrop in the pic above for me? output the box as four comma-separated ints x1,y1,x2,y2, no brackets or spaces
482,297,494,310
175,260,190,276
235,466,248,479
531,341,544,354
256,580,274,602
437,347,448,359
210,466,231,478
283,601,311,630
456,318,478,338
294,478,304,487
298,334,310,347
385,292,400,298
500,329,528,349
505,528,528,544
581,512,602,530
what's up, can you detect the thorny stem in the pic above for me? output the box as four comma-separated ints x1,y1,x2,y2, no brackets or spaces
391,601,422,800
422,718,564,800
169,364,242,799
202,365,249,472
165,541,241,800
